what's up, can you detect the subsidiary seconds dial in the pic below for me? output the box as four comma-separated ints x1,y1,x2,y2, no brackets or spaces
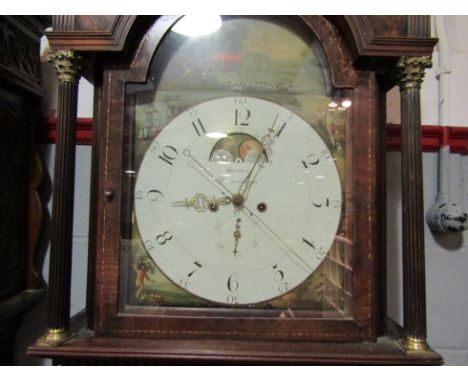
134,96,342,305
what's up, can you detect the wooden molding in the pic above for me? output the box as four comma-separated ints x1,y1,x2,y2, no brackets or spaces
326,16,437,64
47,16,137,51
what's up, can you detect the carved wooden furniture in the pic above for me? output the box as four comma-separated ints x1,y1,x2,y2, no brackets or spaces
0,15,50,364
28,15,442,365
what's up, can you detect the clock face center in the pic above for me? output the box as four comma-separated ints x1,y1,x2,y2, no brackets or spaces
232,193,245,208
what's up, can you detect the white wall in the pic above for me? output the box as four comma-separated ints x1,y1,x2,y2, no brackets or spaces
16,16,468,365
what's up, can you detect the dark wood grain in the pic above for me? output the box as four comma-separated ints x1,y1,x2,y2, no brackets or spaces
376,87,388,336
48,16,437,59
86,16,380,343
32,15,440,365
28,323,443,365
327,16,437,68
301,16,360,88
47,16,157,56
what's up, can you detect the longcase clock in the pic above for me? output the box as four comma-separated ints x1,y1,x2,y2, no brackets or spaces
28,15,442,365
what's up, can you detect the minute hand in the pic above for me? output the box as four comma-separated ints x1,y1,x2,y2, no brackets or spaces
184,149,234,197
240,203,313,274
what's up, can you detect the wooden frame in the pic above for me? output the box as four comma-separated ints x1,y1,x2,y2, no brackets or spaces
88,16,381,343
28,15,443,365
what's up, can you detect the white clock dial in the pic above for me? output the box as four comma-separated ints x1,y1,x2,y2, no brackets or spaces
134,96,342,305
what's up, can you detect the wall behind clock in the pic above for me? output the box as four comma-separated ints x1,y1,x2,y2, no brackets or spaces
13,15,468,365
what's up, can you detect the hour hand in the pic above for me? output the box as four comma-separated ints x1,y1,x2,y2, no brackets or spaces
172,193,232,212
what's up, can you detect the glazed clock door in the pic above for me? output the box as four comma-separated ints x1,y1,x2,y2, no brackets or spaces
93,15,381,341
134,96,343,305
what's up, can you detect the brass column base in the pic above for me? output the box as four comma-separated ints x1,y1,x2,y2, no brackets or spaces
36,328,76,347
400,336,431,355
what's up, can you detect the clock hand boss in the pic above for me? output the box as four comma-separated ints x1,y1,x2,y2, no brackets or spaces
185,149,269,212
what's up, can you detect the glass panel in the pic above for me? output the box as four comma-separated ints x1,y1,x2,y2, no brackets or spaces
120,16,353,318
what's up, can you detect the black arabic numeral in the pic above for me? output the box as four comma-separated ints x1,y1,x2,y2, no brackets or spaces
227,274,239,292
275,122,287,137
302,238,316,249
302,153,320,168
147,189,163,202
272,264,284,282
302,149,334,168
273,264,288,292
187,261,202,278
156,231,172,245
159,145,178,166
235,109,251,126
313,198,330,208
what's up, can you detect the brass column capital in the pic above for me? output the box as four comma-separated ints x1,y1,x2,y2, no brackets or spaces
48,49,84,83
396,56,432,90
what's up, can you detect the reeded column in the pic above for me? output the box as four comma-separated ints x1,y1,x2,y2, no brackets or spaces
40,50,83,345
396,56,432,352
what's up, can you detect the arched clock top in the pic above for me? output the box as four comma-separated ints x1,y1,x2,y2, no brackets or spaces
117,16,360,91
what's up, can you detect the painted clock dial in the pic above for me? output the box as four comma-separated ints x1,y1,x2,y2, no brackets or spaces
134,96,342,305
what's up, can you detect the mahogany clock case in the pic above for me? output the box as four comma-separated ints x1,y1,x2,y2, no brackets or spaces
89,16,383,343
26,15,442,365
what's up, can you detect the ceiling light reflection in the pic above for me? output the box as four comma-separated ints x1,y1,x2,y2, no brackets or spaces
341,99,352,108
206,131,228,139
172,15,222,37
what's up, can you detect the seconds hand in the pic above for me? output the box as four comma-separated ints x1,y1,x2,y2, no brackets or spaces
184,149,313,274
